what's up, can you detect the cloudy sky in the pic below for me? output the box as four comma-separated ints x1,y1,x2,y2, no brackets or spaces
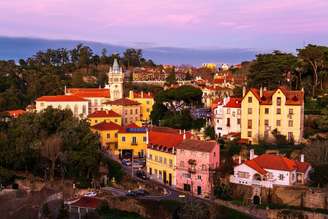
1,0,327,51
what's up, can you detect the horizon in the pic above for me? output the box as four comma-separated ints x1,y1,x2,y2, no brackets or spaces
1,0,328,52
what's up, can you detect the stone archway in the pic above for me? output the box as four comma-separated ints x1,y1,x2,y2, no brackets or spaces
253,195,261,205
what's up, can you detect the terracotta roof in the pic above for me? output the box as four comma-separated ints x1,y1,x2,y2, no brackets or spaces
5,109,26,118
66,88,110,98
244,87,304,106
148,130,191,149
36,95,87,102
176,139,217,152
88,110,121,118
131,91,154,98
104,98,140,106
91,121,123,131
224,97,241,108
244,154,311,175
70,197,103,209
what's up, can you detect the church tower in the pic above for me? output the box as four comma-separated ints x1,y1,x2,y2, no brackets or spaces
108,58,124,101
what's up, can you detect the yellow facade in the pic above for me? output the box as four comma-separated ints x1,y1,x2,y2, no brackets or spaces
117,131,147,157
128,91,154,122
241,88,304,144
146,148,176,186
91,128,119,152
88,116,122,126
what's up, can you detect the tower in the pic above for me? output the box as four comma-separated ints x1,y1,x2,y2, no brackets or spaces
108,58,124,101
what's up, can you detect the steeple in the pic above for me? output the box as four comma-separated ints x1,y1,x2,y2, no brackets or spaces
111,58,122,74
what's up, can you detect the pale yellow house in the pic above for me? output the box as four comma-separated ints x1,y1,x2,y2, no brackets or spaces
117,123,148,158
90,121,123,152
103,98,141,126
128,91,154,123
87,110,122,126
241,87,304,144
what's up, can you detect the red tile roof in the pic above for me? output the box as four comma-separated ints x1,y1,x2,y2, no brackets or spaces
244,154,311,175
224,97,241,108
131,91,154,98
91,121,123,131
104,98,140,106
88,110,121,118
70,197,103,209
148,131,189,149
67,88,110,98
36,95,87,102
5,109,26,118
176,139,217,153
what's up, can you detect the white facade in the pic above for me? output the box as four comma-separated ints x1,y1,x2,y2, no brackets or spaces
213,97,241,138
107,59,124,101
36,99,89,119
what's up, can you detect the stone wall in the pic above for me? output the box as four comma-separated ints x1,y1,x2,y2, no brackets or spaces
267,209,328,219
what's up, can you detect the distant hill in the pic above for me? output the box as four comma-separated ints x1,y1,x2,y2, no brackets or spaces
0,36,257,65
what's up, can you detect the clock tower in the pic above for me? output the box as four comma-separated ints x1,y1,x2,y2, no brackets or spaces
108,58,124,101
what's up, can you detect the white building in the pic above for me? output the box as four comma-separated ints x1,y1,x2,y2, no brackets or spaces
106,58,124,101
230,151,311,188
35,95,89,119
213,97,241,138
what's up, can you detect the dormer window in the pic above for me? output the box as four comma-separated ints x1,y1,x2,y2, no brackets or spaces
277,97,281,106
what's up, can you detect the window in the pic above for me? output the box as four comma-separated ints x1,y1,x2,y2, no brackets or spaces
227,108,231,114
146,101,150,104
264,119,269,126
122,136,126,142
279,174,284,181
288,132,293,141
149,154,152,160
169,159,173,167
164,158,167,164
130,109,133,114
289,108,293,115
132,136,137,145
288,120,293,127
135,109,138,114
115,133,118,138
248,120,252,129
265,108,269,114
180,161,184,167
247,131,252,137
154,169,158,175
248,97,252,103
95,120,98,123
248,108,252,115
143,136,147,142
227,118,231,127
202,164,206,170
276,120,281,126
114,119,118,123
159,156,163,163
277,108,281,115
277,97,281,106
237,109,241,115
198,175,202,180
237,171,249,179
237,118,241,125
124,110,127,115
146,108,150,112
107,133,110,139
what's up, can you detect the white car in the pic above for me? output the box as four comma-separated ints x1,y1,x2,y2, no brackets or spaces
84,192,97,197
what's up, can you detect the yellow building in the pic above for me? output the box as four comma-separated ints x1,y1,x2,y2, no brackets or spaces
90,121,123,152
103,98,141,126
128,91,154,123
241,87,304,144
146,128,188,186
87,110,122,126
117,123,148,157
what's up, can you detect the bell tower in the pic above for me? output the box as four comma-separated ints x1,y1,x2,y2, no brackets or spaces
108,58,124,101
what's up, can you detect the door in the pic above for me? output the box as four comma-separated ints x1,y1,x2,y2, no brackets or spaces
169,173,172,186
163,171,167,184
197,186,202,195
184,184,191,191
149,168,152,175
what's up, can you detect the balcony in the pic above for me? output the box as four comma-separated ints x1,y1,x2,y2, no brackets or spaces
229,175,274,188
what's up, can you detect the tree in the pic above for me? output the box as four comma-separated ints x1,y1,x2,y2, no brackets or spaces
303,140,328,165
297,45,328,96
177,200,210,219
247,51,297,89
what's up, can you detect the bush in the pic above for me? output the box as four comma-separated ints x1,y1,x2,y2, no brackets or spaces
0,166,15,186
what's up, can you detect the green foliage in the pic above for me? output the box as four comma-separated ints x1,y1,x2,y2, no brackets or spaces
57,203,69,219
309,164,328,187
102,156,124,182
177,200,210,219
214,183,232,200
0,166,15,186
97,201,145,219
204,126,215,140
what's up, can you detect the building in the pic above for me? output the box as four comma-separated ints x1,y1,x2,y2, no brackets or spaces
213,97,241,138
103,98,141,126
176,139,220,198
241,87,304,144
146,128,191,186
87,110,122,126
202,86,233,108
107,59,124,101
65,88,110,114
90,121,123,152
35,95,89,118
201,63,217,70
117,123,148,158
128,91,154,123
230,151,311,188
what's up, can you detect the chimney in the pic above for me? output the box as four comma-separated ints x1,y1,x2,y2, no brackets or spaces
183,130,186,140
300,154,304,162
238,156,242,164
179,129,182,134
64,85,67,94
242,86,246,97
250,149,255,160
172,147,175,154
129,90,134,99
263,87,267,91
260,87,263,97
141,91,144,98
301,87,304,92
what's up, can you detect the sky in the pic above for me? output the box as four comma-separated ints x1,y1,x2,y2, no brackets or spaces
0,0,328,51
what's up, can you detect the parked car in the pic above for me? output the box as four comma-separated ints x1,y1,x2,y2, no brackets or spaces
135,170,149,180
135,189,149,196
126,190,137,197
